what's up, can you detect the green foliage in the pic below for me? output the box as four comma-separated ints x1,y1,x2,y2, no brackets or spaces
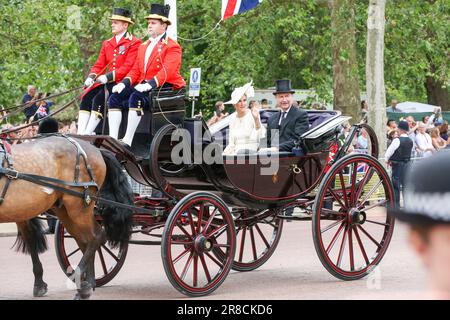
0,0,448,123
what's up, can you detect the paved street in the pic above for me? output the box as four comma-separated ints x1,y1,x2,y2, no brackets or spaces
0,221,427,300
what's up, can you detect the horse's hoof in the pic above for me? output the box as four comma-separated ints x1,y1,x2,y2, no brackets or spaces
75,281,92,300
33,283,48,297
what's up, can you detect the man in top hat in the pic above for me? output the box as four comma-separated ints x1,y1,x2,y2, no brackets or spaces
385,120,413,207
108,3,186,147
78,8,142,135
388,151,450,299
266,79,309,152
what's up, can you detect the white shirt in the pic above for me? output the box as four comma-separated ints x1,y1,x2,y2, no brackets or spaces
415,131,434,158
115,31,126,45
223,110,266,155
144,33,165,73
278,106,292,125
385,133,409,161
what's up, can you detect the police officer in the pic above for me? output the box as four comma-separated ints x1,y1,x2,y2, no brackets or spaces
78,8,142,135
385,120,413,207
109,3,186,147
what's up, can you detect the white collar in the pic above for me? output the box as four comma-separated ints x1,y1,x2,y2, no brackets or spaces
150,33,165,43
115,31,127,44
281,106,292,114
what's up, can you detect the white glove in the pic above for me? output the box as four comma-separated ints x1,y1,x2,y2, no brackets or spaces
96,75,108,84
134,83,152,93
84,77,94,87
112,83,126,94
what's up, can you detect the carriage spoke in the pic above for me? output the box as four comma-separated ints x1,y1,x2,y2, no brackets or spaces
321,219,344,234
320,208,345,217
181,251,194,281
350,162,358,206
101,245,120,262
67,247,81,259
97,247,108,276
193,254,198,287
202,208,219,235
187,210,197,236
360,200,388,212
238,227,247,262
250,227,258,261
176,222,194,240
326,222,345,254
199,254,211,283
196,203,205,233
348,226,354,271
338,171,349,209
354,167,374,204
357,180,383,210
353,226,370,266
327,187,346,209
171,240,194,246
172,247,191,265
206,224,227,239
254,224,270,249
336,224,348,268
365,219,390,227
205,251,224,268
357,225,382,249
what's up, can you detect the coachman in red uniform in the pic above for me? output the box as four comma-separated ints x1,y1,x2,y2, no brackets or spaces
78,8,142,135
108,3,186,147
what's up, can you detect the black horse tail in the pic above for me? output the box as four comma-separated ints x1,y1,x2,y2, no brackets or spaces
12,218,48,255
98,149,134,248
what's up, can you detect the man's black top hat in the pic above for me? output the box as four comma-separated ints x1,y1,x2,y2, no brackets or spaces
145,4,171,25
38,117,59,134
388,150,450,224
273,79,295,95
110,8,134,25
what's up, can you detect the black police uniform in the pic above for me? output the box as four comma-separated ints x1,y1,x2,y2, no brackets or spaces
389,136,413,207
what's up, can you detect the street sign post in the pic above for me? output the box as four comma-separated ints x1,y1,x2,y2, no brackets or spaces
189,68,201,117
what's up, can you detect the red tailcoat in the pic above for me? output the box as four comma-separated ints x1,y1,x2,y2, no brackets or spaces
81,32,142,98
123,33,186,89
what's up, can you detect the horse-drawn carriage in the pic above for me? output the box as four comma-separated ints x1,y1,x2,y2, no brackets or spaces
51,90,394,297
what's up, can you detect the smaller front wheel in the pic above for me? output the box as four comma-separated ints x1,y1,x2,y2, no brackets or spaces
161,192,236,296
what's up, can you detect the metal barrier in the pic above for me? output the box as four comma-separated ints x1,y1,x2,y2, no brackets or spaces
126,173,153,196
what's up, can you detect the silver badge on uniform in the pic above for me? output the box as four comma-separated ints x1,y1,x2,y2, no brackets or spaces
119,46,125,54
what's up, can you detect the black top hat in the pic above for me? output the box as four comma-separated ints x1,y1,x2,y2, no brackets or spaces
110,8,134,25
388,150,450,225
145,4,171,25
273,79,295,95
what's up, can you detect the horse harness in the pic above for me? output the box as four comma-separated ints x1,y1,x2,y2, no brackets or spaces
0,134,97,207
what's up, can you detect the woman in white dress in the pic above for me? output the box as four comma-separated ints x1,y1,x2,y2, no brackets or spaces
223,81,266,155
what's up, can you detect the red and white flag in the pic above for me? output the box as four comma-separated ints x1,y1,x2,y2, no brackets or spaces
221,0,263,20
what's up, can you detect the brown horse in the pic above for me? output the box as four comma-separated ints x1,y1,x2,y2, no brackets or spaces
0,130,134,299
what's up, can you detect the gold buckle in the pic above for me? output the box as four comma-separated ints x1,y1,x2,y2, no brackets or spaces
6,170,18,180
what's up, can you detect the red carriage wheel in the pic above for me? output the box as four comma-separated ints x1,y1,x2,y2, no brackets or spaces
54,217,128,287
312,153,395,280
161,192,236,296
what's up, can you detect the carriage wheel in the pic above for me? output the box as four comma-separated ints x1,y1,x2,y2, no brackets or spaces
312,153,395,281
161,192,236,296
54,217,128,287
214,210,283,272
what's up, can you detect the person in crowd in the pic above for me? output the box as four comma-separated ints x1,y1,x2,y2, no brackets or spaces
78,7,142,136
415,122,435,158
207,101,228,126
22,85,38,121
260,98,269,109
386,99,401,113
265,79,309,152
222,81,265,155
387,129,399,148
249,100,261,112
439,122,449,143
430,128,447,151
108,4,186,147
388,151,450,299
33,93,54,121
355,129,369,153
386,119,397,136
359,100,368,123
385,120,413,207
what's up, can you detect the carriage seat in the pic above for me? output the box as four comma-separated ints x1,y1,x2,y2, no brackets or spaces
259,110,335,131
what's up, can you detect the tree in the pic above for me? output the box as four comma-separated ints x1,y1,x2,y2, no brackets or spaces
330,0,361,122
366,0,387,154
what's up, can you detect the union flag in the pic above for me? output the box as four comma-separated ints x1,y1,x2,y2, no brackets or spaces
221,0,263,20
